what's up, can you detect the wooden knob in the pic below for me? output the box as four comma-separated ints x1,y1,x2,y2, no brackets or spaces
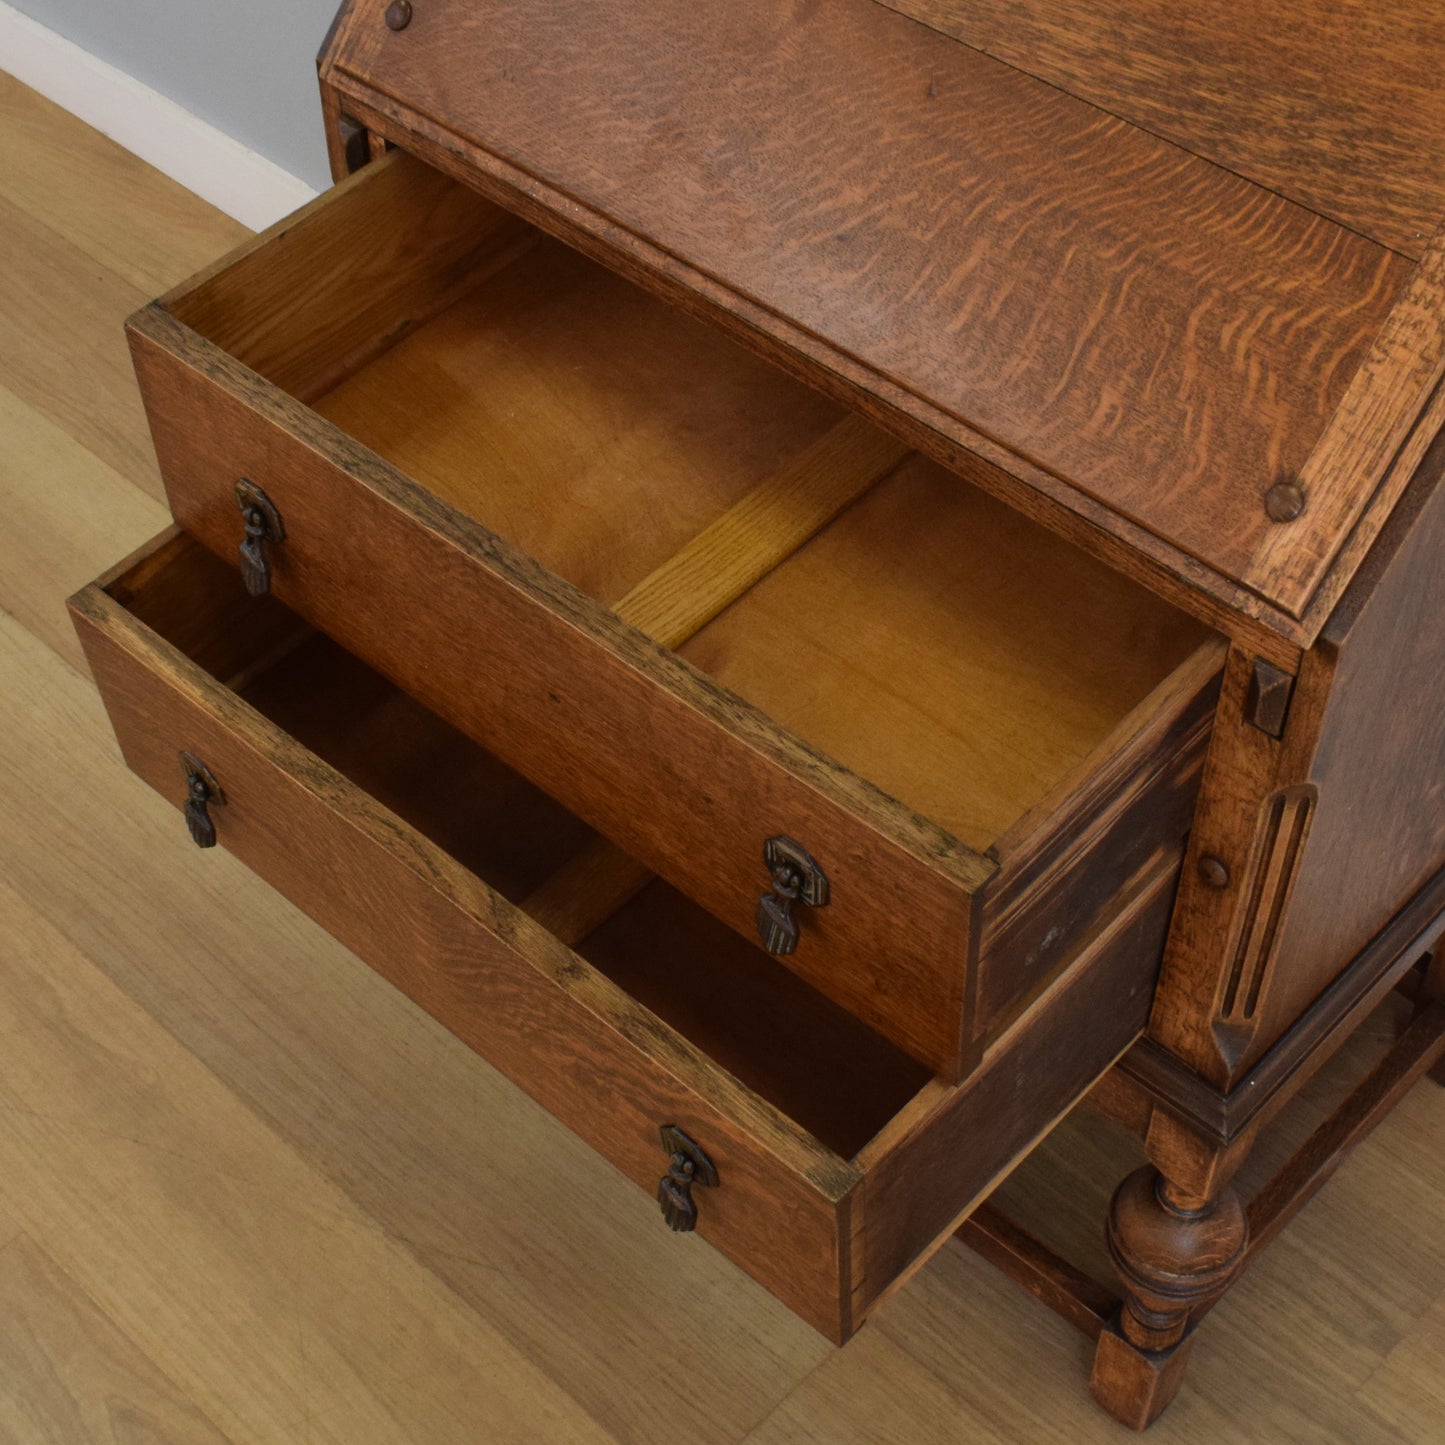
1197,854,1230,889
385,0,412,31
1264,480,1306,523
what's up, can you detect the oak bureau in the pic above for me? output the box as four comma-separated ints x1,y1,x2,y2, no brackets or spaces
68,0,1445,1428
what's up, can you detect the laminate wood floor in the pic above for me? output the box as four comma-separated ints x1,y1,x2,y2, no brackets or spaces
1,71,1442,1444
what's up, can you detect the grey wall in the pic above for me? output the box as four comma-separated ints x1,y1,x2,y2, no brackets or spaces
14,0,341,188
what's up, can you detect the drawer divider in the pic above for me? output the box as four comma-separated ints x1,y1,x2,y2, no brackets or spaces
613,415,910,648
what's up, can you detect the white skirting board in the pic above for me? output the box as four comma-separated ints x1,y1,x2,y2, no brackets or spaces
0,1,317,229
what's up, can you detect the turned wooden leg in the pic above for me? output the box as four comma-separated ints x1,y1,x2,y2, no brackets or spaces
1089,1167,1248,1430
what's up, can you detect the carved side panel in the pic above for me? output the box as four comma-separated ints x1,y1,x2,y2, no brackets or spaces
1214,785,1316,1055
1246,439,1445,1062
1150,426,1445,1089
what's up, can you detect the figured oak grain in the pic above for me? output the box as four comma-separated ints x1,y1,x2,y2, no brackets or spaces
324,0,1410,631
878,0,1445,259
69,532,1188,1356
1251,225,1445,623
130,140,1231,1074
19,67,1445,1443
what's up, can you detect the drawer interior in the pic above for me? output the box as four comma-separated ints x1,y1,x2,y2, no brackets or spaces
163,149,1214,857
116,538,931,1158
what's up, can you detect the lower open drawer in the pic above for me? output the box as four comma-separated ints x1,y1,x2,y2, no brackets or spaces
70,530,1176,1341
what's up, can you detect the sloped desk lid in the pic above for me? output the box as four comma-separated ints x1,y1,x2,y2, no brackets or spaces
321,0,1445,650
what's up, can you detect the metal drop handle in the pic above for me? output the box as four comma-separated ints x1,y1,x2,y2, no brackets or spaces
180,752,224,849
755,835,829,956
235,479,285,597
657,1126,718,1233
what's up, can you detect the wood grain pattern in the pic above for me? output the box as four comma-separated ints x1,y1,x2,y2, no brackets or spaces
1151,422,1445,1088
678,457,1220,1043
956,1204,1115,1341
128,306,988,1076
0,822,630,1445
319,89,1310,670
852,861,1175,1322
1250,224,1445,622
1235,1001,1445,1268
613,416,909,650
1123,866,1445,1145
235,626,600,900
1252,428,1445,1062
680,455,1212,855
975,643,1222,1033
131,288,1219,1080
577,882,931,1161
1147,645,1305,1083
2,606,810,1445
130,142,1235,1074
0,1234,235,1444
0,383,169,672
0,73,246,294
165,149,537,405
520,835,655,949
322,0,1409,632
0,193,160,500
309,218,849,609
66,535,1187,1352
877,0,1445,259
69,555,866,1342
14,81,1445,1439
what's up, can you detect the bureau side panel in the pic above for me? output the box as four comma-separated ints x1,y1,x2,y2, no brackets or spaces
1245,431,1445,1058
1149,427,1445,1087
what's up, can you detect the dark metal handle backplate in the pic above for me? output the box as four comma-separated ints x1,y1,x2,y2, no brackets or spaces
235,479,285,597
180,751,224,849
657,1125,718,1233
755,835,829,956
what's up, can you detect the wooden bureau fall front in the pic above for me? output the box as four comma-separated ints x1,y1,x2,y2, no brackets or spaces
68,0,1445,1429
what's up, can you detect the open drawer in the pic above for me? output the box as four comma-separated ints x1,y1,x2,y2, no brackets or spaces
126,148,1223,1078
70,532,1177,1342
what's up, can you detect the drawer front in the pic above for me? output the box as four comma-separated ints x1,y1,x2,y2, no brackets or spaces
128,306,988,1077
69,564,861,1341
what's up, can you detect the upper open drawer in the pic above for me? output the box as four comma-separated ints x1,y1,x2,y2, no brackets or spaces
317,0,1445,647
127,149,1222,1078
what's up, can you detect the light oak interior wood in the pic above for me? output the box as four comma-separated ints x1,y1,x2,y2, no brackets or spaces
165,150,1214,858
112,536,930,1158
682,457,1211,851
